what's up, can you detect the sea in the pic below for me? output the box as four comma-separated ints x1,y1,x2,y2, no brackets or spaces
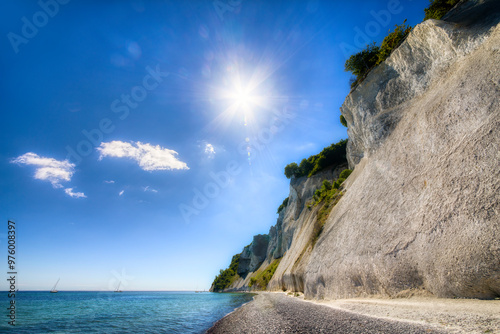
0,291,255,333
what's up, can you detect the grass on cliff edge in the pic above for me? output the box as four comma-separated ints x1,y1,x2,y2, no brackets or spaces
249,258,281,290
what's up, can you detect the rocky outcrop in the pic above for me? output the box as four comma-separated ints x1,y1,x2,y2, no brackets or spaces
341,0,500,167
237,234,270,276
216,0,500,299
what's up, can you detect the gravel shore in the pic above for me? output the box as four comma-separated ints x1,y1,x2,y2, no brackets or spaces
206,293,447,334
316,296,500,333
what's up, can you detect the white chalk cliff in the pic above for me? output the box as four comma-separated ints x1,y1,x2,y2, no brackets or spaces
213,0,500,299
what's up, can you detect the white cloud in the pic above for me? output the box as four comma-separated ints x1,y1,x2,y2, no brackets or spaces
12,153,86,199
97,141,189,171
119,190,125,196
104,180,115,184
204,143,216,159
143,186,158,193
11,152,75,188
64,188,86,198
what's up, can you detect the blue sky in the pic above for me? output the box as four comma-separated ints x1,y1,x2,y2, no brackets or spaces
0,0,429,291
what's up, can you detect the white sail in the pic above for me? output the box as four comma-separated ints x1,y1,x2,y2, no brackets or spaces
50,278,60,293
114,281,122,292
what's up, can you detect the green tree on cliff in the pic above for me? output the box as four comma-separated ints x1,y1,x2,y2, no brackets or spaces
340,115,348,127
344,42,379,82
211,253,241,292
376,21,412,65
284,163,300,179
284,139,348,179
424,0,460,20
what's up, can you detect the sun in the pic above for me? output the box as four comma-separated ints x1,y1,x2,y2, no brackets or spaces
230,88,254,108
219,82,266,116
208,64,278,133
215,65,269,114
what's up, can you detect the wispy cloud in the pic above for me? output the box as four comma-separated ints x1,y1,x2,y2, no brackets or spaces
104,180,115,184
97,141,189,171
119,190,125,196
11,152,86,198
143,186,158,193
204,143,216,159
65,188,86,198
11,152,75,188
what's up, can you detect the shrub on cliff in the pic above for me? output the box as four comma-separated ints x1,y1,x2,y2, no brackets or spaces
313,190,343,247
424,0,460,20
284,139,347,179
344,42,379,88
311,178,345,246
334,178,346,189
277,197,289,214
376,22,412,65
313,180,333,204
312,170,352,207
249,277,257,287
340,115,348,127
344,0,459,88
284,162,300,179
339,169,352,179
308,171,351,246
345,22,412,88
211,253,240,292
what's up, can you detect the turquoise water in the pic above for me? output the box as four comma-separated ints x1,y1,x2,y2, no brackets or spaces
0,291,254,333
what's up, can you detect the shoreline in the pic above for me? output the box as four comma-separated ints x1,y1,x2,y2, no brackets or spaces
218,292,258,318
206,292,500,333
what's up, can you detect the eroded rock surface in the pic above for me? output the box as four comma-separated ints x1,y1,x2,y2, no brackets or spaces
307,0,500,299
341,0,500,167
217,0,500,300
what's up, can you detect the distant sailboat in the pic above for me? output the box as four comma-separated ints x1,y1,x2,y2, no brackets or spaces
114,281,122,293
50,278,60,293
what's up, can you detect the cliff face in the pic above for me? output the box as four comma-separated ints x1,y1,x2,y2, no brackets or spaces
214,0,500,299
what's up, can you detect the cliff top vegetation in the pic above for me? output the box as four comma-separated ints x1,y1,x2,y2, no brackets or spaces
344,0,460,90
211,253,240,292
284,139,347,179
424,0,460,21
